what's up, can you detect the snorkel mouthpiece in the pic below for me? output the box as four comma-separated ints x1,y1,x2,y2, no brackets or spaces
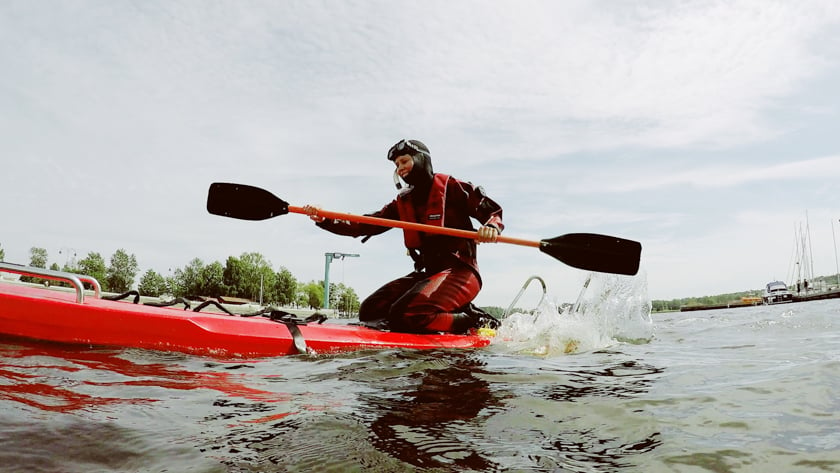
387,139,434,190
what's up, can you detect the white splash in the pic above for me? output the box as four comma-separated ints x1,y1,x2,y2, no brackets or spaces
493,271,653,356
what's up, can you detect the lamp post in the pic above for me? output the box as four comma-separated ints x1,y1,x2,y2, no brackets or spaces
323,252,359,310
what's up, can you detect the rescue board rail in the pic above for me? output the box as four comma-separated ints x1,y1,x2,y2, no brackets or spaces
0,262,101,303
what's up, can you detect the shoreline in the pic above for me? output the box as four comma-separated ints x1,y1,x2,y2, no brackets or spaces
679,288,840,312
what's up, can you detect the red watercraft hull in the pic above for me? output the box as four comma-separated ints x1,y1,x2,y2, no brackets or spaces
0,283,492,358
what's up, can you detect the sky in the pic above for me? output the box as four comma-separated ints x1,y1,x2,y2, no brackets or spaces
2,0,840,308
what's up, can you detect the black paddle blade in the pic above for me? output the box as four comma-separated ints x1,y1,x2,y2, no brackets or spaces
540,233,642,275
206,182,290,221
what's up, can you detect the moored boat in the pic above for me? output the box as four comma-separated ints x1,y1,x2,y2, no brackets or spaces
762,281,793,305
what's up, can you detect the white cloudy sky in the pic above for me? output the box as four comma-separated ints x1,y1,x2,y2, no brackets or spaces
2,0,840,307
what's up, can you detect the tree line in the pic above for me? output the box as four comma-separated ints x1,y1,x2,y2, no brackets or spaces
0,244,361,316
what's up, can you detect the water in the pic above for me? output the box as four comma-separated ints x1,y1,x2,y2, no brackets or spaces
1,274,839,472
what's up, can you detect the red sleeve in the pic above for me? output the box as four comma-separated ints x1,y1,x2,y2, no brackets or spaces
452,178,504,233
316,199,400,238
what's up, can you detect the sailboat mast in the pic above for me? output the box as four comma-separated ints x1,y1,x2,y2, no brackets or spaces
806,210,815,284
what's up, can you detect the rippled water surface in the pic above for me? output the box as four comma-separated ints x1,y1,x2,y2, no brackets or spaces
2,275,839,472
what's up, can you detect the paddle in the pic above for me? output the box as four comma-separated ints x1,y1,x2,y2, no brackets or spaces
207,182,642,275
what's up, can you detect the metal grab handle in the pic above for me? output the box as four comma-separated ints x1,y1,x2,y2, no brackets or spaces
572,274,593,314
0,262,102,303
504,275,547,317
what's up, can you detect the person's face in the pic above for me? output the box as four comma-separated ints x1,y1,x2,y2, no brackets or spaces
393,154,413,179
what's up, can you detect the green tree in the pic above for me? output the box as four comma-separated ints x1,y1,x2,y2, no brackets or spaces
263,271,280,305
164,275,178,296
274,267,297,306
20,247,49,283
77,252,107,289
106,248,138,293
62,260,80,274
199,261,226,297
172,258,205,297
222,256,245,298
299,281,323,309
223,252,274,301
29,247,48,268
138,269,168,297
333,283,360,317
328,282,338,309
0,243,5,261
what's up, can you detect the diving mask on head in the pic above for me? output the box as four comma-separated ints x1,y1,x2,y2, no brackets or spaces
387,139,429,161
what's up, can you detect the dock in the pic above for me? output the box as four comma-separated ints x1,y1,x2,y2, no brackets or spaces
680,299,763,312
792,288,840,303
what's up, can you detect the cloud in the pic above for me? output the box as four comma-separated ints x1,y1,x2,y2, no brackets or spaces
566,155,840,194
2,0,840,306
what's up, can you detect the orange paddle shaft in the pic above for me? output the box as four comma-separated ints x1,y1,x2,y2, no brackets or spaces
288,205,540,248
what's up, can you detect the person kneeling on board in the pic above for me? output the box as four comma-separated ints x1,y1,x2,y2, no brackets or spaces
304,139,503,334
